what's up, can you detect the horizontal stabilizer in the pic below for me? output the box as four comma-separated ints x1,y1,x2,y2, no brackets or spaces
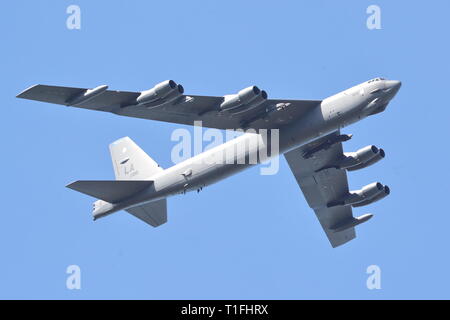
126,199,167,227
66,180,153,203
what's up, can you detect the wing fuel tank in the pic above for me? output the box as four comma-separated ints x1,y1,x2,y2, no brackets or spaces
66,85,109,106
303,134,352,159
330,214,373,233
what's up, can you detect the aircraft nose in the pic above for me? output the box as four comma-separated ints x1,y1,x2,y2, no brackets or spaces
384,80,402,97
385,80,402,91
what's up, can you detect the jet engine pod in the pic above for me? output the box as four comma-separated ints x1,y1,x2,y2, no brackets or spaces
220,86,267,112
136,80,184,105
327,182,385,208
353,185,390,207
355,145,379,162
347,148,385,171
338,145,379,169
360,182,384,199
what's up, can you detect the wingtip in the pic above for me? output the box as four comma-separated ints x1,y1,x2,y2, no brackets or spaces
66,181,80,189
16,84,41,99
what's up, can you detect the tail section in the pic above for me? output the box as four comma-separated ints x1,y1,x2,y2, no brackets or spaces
67,137,168,227
109,137,163,180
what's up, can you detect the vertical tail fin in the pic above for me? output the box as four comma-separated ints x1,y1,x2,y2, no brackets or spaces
109,137,163,180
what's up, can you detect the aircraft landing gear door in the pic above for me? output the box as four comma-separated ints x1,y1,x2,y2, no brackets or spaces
181,168,192,193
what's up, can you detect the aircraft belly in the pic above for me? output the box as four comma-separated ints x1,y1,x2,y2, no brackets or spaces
150,106,345,201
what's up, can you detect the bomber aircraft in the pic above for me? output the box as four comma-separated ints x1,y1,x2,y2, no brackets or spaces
17,78,401,247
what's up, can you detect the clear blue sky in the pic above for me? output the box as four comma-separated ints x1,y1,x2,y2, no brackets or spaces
1,0,449,299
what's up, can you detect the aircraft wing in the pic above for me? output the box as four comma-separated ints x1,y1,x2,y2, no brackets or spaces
284,131,370,248
17,83,321,130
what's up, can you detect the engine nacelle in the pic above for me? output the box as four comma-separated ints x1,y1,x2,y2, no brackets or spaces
353,185,390,207
328,182,385,207
358,182,384,199
347,148,385,171
336,145,379,170
220,86,267,112
136,80,184,105
348,145,379,166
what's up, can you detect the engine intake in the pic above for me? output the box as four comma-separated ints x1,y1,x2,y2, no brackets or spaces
136,80,184,106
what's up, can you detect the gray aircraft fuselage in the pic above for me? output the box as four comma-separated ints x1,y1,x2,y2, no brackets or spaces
94,78,401,219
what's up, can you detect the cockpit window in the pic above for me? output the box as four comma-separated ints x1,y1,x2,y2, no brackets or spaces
368,77,386,83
